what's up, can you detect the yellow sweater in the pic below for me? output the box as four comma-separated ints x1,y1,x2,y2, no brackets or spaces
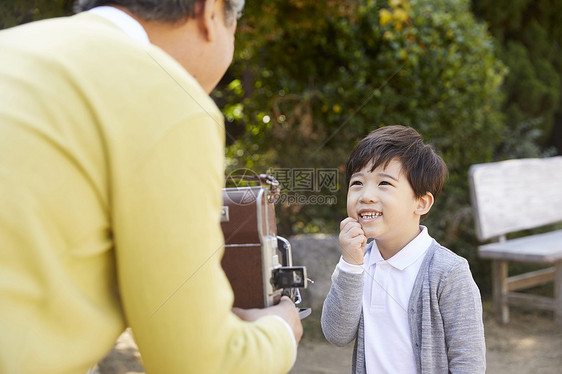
0,13,295,374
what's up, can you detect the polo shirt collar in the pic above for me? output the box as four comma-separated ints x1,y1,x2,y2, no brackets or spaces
88,6,150,44
367,226,432,271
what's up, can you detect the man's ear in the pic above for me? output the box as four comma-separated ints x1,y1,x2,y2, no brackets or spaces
198,0,220,42
415,192,434,217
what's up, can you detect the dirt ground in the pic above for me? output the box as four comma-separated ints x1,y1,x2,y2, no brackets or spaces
97,303,562,373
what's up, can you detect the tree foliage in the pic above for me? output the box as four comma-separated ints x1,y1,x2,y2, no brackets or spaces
0,0,73,29
217,0,506,282
472,0,562,156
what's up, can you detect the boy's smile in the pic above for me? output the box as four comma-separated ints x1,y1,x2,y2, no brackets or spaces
347,158,428,258
357,209,382,222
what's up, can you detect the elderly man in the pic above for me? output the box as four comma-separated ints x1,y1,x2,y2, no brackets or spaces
0,1,302,373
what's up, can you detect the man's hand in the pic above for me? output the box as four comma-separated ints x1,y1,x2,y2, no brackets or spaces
232,296,303,345
339,217,367,265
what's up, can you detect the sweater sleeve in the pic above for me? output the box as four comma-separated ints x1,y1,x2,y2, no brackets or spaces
439,259,486,374
321,261,364,346
112,112,295,374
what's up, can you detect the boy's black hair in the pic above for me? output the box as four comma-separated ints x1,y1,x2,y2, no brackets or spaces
345,125,447,217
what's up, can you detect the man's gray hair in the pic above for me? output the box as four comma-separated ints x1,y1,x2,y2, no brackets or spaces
74,0,244,25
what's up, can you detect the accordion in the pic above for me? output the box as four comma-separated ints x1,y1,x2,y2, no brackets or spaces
221,174,310,318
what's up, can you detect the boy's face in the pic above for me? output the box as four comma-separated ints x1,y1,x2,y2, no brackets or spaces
346,158,426,252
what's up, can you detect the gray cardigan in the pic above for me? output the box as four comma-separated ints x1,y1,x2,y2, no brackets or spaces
321,241,486,373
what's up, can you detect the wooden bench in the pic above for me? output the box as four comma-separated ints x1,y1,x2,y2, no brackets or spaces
469,156,562,326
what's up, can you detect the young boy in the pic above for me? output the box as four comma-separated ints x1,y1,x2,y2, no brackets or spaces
321,125,485,373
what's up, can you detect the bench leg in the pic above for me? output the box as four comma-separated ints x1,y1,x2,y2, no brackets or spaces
492,260,509,324
554,261,562,327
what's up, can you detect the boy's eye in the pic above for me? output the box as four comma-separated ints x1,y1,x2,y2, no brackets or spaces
379,181,392,186
350,180,362,187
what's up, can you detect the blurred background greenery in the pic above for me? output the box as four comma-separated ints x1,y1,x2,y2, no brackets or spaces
2,0,561,294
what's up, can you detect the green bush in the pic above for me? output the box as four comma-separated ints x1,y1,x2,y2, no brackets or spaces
217,0,507,288
0,0,73,29
472,0,562,155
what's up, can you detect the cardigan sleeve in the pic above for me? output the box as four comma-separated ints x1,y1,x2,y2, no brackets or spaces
438,259,486,374
321,260,364,346
112,112,296,374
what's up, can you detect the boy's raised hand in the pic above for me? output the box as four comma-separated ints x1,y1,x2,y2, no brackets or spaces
339,217,367,265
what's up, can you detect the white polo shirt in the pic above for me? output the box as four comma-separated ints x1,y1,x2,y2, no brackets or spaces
338,226,432,373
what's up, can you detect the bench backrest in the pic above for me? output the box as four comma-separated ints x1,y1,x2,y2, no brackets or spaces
469,156,562,241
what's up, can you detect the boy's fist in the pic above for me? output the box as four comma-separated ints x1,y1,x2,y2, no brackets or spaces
339,217,367,265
